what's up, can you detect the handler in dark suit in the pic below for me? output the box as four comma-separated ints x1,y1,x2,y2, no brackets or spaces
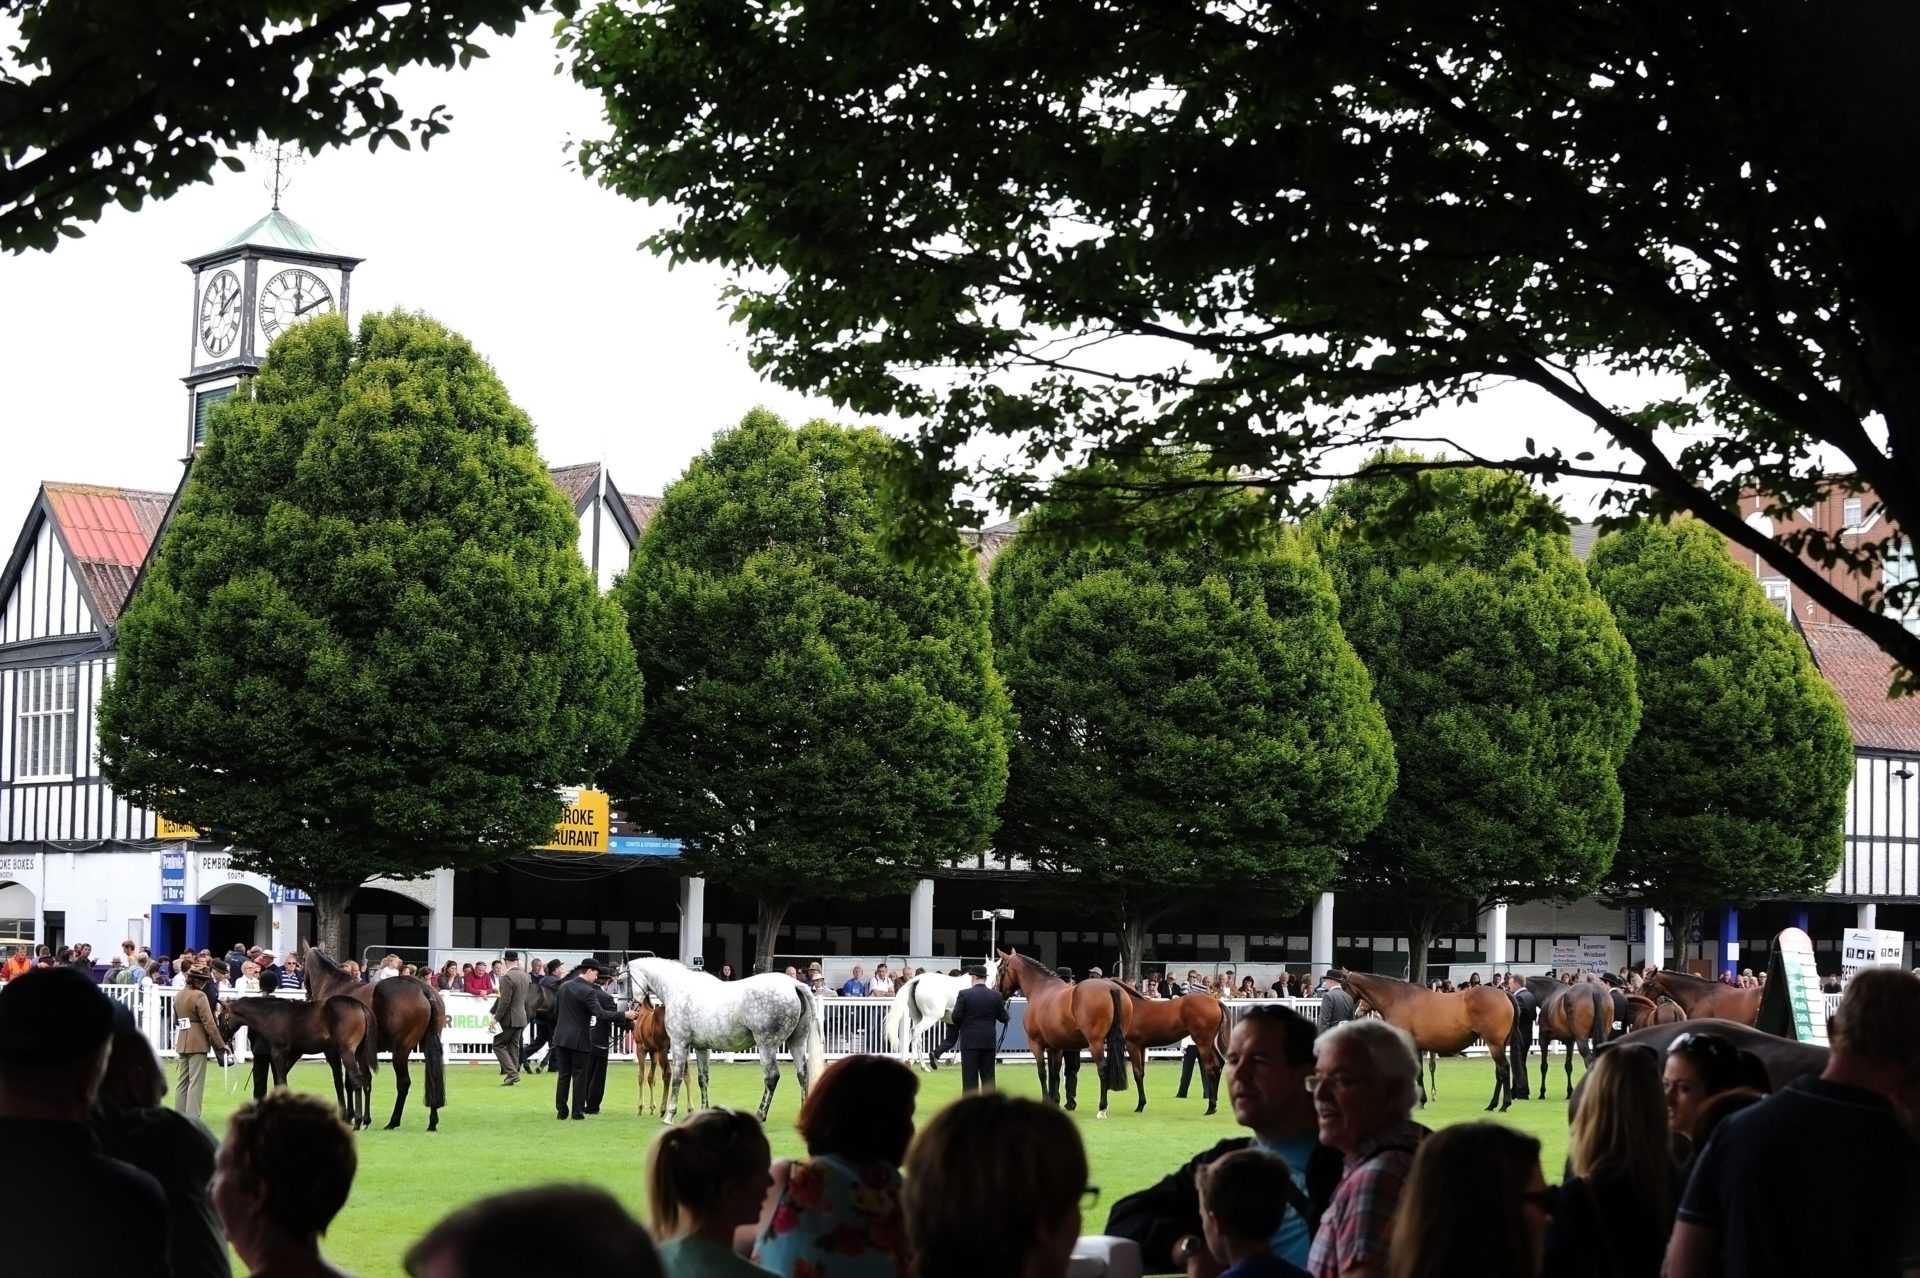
551,959,623,1120
937,965,1008,1092
490,950,532,1086
583,968,627,1115
1504,973,1536,1099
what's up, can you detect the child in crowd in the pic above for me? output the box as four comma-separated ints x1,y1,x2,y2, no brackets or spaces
1192,1149,1310,1278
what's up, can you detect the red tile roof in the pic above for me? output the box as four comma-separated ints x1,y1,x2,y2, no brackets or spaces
549,463,601,506
42,483,173,625
1800,621,1920,753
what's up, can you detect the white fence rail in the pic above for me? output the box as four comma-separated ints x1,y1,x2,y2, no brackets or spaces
66,983,1856,1062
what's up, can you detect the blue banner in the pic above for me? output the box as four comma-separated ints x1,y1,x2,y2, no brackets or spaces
606,835,684,857
160,850,186,904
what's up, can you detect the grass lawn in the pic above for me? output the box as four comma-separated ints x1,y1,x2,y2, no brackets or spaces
197,1053,1578,1277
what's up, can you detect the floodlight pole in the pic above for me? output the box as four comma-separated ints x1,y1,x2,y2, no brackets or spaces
972,907,1015,957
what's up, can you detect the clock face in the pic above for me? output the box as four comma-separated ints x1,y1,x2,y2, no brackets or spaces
258,268,336,341
198,269,242,358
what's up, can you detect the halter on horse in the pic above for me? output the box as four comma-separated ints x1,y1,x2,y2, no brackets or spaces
623,957,825,1124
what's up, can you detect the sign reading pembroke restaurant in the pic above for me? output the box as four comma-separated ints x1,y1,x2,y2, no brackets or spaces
536,788,611,854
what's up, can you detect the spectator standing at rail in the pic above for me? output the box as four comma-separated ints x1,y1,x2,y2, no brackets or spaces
1109,1005,1341,1275
2,944,30,981
868,963,897,997
0,967,172,1272
1667,968,1920,1278
840,965,870,997
1306,1018,1430,1278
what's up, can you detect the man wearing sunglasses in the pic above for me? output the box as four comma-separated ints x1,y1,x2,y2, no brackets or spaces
1666,968,1920,1278
1305,1018,1429,1278
1106,1005,1342,1276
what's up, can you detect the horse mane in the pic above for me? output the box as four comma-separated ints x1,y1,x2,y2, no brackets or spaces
1001,950,1063,987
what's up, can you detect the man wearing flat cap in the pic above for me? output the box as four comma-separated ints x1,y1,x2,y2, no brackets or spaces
0,966,171,1269
938,964,1009,1093
551,959,630,1121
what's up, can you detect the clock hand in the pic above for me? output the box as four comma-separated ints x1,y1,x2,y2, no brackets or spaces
295,294,330,316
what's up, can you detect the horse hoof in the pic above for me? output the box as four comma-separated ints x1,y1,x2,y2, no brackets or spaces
1205,1104,1217,1116
1135,1102,1147,1113
1064,1100,1077,1111
385,1121,400,1131
1096,1111,1107,1120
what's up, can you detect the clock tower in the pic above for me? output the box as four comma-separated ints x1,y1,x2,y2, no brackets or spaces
181,204,362,454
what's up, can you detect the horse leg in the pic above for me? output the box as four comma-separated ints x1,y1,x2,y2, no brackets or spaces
251,1051,271,1102
1132,1044,1149,1114
697,1048,713,1111
664,1048,688,1125
1563,1038,1576,1099
328,1051,348,1122
757,1043,780,1122
1490,1042,1511,1113
1063,1050,1080,1111
386,1048,413,1131
638,1047,648,1116
1538,1037,1551,1100
1427,1051,1437,1103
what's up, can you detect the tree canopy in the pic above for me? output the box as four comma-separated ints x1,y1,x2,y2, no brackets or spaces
567,0,1920,683
991,460,1395,978
606,410,1011,973
1588,519,1853,958
97,310,641,953
1315,460,1640,983
1,0,556,252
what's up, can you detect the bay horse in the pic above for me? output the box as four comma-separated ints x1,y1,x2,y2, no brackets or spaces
1623,993,1687,1031
1524,975,1611,1099
994,950,1132,1117
1641,969,1763,1027
1332,969,1514,1112
1118,985,1228,1114
302,943,448,1131
217,994,376,1129
623,957,824,1124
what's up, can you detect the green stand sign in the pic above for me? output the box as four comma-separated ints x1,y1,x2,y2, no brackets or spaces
1756,926,1829,1045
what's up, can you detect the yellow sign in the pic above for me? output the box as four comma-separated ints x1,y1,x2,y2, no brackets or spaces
536,788,610,854
156,816,202,840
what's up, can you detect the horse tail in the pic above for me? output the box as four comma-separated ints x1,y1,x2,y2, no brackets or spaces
1212,996,1231,1066
795,982,826,1082
1101,987,1128,1092
355,1001,377,1086
885,976,917,1052
423,984,447,1114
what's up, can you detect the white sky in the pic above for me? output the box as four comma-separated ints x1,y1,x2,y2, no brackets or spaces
0,16,1629,533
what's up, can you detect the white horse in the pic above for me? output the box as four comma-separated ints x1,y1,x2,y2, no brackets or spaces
624,957,825,1124
883,960,1000,1071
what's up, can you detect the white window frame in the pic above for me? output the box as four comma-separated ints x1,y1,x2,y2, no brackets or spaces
14,666,79,781
1843,497,1864,529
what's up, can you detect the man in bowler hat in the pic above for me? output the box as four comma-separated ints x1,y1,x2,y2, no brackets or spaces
937,965,1009,1092
551,959,632,1119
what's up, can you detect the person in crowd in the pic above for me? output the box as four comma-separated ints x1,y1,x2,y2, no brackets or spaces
1238,976,1260,998
213,1091,358,1277
1109,1005,1340,1275
1307,1018,1431,1278
1387,1123,1550,1278
1088,966,1106,980
903,1092,1090,1278
1667,968,1920,1278
935,964,1009,1092
1684,1086,1764,1168
0,966,172,1271
279,953,301,985
1504,974,1536,1101
490,950,531,1087
464,961,495,996
1195,1148,1312,1278
2,943,31,981
257,952,281,994
370,953,400,983
719,963,735,981
750,1053,917,1277
104,954,129,984
173,964,229,1121
1315,977,1356,1033
811,974,834,999
1542,1046,1672,1278
94,1001,231,1278
404,1185,664,1278
1660,1031,1751,1147
782,965,799,980
551,958,629,1120
868,962,897,997
649,1107,777,1276
839,965,870,997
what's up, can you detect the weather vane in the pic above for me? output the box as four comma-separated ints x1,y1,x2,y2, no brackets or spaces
249,142,304,212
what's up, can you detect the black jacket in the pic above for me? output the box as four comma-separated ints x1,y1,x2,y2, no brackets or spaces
1316,986,1356,1029
949,983,1008,1050
552,976,618,1053
1104,1134,1345,1274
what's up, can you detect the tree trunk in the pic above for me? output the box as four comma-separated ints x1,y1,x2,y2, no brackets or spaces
1405,909,1442,987
1654,904,1696,972
309,880,362,966
1114,895,1176,984
753,893,793,976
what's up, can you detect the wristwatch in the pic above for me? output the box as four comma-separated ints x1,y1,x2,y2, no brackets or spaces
1174,1235,1204,1264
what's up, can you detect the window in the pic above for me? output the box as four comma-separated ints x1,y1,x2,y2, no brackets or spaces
1887,539,1918,633
192,386,233,447
14,666,79,779
1843,497,1863,528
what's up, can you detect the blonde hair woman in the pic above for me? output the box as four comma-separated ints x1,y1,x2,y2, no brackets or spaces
1543,1046,1676,1277
647,1108,776,1277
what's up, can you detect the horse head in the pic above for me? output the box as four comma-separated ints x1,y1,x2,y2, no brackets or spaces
993,949,1022,997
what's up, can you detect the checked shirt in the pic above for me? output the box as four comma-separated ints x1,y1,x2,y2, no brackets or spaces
1307,1119,1431,1278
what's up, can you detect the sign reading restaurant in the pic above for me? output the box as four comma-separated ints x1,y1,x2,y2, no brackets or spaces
537,788,611,854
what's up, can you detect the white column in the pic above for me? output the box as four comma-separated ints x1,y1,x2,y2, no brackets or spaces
909,879,935,958
1857,902,1878,930
1310,892,1336,973
272,901,302,955
1644,909,1666,971
677,876,706,967
1483,902,1509,970
426,867,455,956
